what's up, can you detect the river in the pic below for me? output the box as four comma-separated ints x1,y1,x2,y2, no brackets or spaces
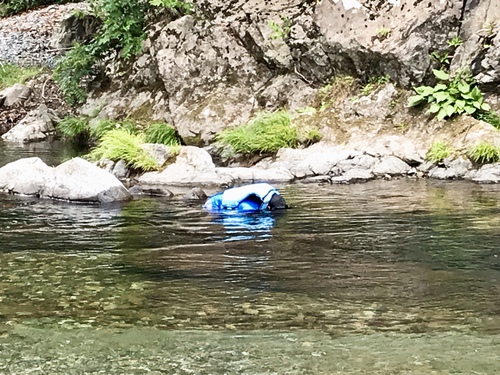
0,141,499,374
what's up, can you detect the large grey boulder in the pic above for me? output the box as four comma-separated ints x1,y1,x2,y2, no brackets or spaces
256,144,354,178
373,156,412,176
310,0,461,86
42,158,131,203
451,0,500,85
139,146,231,186
0,157,131,203
50,11,100,51
471,163,500,184
1,105,59,143
0,157,53,195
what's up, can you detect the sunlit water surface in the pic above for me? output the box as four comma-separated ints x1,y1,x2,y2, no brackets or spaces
0,141,500,374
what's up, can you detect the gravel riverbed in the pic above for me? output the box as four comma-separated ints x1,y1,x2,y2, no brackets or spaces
0,3,86,67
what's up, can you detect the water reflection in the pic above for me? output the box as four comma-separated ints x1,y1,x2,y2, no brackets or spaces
209,211,283,242
0,139,86,167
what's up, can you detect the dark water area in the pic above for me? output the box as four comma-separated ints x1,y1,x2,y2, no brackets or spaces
0,141,500,374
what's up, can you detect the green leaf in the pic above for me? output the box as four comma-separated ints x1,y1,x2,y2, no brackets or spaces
434,84,448,91
471,86,483,101
481,103,491,111
437,108,447,121
433,69,450,81
427,103,441,114
414,86,435,96
464,105,476,114
457,81,471,94
445,104,456,117
433,91,450,103
408,95,425,107
455,99,466,110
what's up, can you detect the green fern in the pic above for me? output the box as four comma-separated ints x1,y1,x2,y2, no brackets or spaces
87,129,158,171
144,123,182,145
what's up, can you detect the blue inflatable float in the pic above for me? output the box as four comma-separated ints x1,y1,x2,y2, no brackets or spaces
203,183,287,212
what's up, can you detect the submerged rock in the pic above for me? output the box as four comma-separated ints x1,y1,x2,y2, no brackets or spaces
0,157,131,203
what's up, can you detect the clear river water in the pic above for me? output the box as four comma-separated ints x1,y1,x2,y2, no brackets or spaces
0,141,499,374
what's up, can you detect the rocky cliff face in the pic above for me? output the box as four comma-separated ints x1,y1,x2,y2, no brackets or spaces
81,0,500,150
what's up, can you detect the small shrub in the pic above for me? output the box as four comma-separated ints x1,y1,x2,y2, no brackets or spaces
57,116,90,139
426,140,453,163
468,142,500,164
144,123,182,145
408,69,491,121
87,129,158,171
218,111,299,154
53,43,97,105
149,0,193,12
0,63,43,90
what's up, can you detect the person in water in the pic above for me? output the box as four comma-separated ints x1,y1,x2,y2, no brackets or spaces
203,183,287,212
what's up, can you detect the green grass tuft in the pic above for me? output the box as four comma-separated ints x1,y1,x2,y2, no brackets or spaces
144,122,181,146
88,119,138,140
218,111,299,154
87,129,158,171
57,116,90,139
468,142,500,164
0,63,43,90
426,141,453,163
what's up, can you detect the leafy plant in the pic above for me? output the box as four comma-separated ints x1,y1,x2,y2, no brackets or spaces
268,16,291,40
0,63,43,90
408,69,491,120
468,142,500,164
430,51,451,67
149,0,193,12
57,116,90,139
447,36,462,48
144,122,182,145
54,43,96,105
87,129,158,171
426,140,453,163
218,111,300,154
55,0,193,105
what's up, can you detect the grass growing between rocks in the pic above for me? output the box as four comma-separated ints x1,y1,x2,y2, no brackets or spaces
89,119,138,140
426,141,453,163
468,142,500,164
144,122,181,146
57,116,90,139
87,129,158,171
218,110,319,154
0,63,43,90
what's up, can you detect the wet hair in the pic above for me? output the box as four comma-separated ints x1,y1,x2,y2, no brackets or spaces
267,193,287,210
